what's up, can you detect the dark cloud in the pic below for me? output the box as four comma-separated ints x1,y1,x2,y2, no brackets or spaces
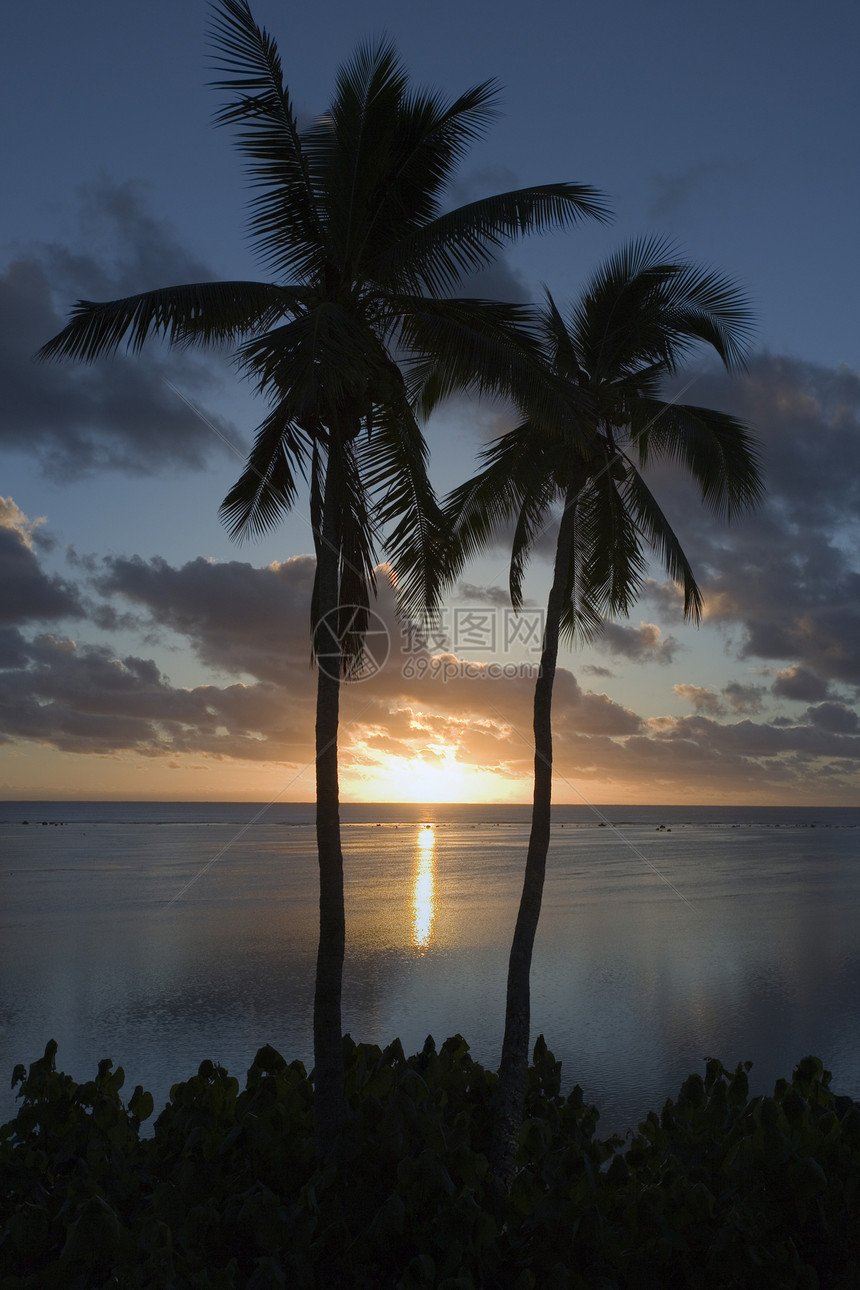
94,552,317,684
674,684,725,716
640,578,686,623
655,714,860,763
0,630,305,760
0,499,83,624
11,545,641,767
722,682,766,714
448,258,533,305
457,582,521,609
0,539,322,762
806,703,859,735
42,178,216,302
0,521,857,802
595,621,679,665
0,180,243,478
674,682,765,717
772,666,833,703
553,673,643,737
0,627,30,669
642,356,860,692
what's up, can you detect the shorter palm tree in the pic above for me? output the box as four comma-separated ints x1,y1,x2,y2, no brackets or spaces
442,238,763,1182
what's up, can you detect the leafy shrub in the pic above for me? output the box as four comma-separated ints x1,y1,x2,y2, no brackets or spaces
1,1039,858,1288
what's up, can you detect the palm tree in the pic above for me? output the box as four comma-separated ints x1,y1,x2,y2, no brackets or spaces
38,0,608,1152
442,238,763,1181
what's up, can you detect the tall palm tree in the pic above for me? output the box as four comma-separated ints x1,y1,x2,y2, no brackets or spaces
38,0,608,1152
442,238,763,1181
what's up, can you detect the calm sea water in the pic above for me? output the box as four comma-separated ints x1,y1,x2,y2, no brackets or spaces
1,801,858,1137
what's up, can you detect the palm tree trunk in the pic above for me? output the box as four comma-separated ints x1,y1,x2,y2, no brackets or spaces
312,454,345,1156
491,480,579,1184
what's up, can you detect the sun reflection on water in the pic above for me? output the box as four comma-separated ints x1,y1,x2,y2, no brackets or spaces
412,824,436,949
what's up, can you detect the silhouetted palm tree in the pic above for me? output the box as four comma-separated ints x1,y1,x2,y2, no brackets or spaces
39,0,608,1152
442,238,763,1181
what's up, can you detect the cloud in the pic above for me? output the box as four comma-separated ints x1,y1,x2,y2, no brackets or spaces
0,500,83,624
642,355,860,693
722,682,766,714
93,552,317,685
0,542,643,776
1,512,857,803
0,539,322,763
457,582,520,609
0,497,46,549
41,177,216,302
675,682,765,717
0,630,303,760
806,702,859,735
674,684,725,716
0,627,30,669
640,578,687,623
648,159,750,220
0,180,243,478
772,666,833,703
595,621,679,665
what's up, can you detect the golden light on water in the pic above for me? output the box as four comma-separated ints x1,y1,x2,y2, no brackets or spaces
412,824,436,949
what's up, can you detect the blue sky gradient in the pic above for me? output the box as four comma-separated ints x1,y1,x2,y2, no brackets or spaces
1,0,858,802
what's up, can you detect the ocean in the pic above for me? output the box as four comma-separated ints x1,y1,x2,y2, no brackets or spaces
1,801,858,1137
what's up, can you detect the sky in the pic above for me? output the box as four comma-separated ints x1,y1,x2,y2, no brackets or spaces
1,0,859,804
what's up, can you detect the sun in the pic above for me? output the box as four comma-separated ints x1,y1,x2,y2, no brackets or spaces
345,749,517,803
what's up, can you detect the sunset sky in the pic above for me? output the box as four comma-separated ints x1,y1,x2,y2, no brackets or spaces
1,0,858,804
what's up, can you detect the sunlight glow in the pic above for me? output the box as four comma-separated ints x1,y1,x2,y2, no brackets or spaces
412,824,436,948
345,747,517,803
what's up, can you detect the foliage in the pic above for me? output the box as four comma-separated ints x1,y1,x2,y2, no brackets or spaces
39,0,609,629
2,1039,858,1288
441,237,763,641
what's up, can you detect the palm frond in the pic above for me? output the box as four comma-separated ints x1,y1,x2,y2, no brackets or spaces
354,388,444,620
309,441,324,631
619,465,704,620
539,288,583,382
306,439,380,676
569,236,753,381
209,0,325,278
441,422,558,588
375,184,610,295
508,472,559,610
351,78,504,274
219,405,312,539
444,241,761,649
37,282,299,362
665,262,754,371
573,467,650,620
310,37,410,267
559,581,605,644
397,296,590,440
331,442,380,676
559,539,606,644
630,400,764,519
237,303,380,414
